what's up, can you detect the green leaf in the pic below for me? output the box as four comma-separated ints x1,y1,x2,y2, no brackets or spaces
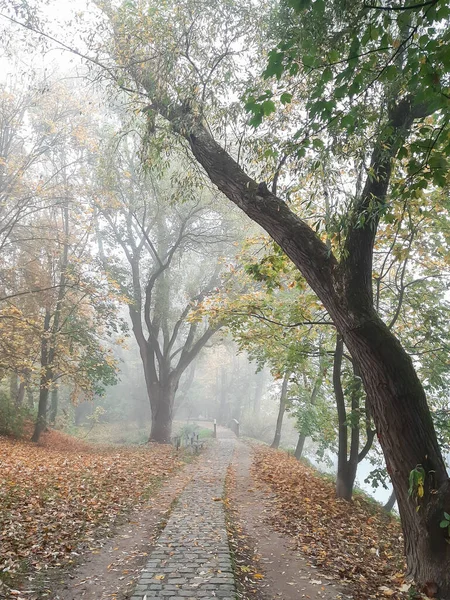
397,146,408,160
264,50,285,80
328,50,339,63
280,92,293,105
341,114,355,129
383,65,398,81
249,111,263,128
322,67,333,84
289,62,300,76
262,100,276,116
335,85,348,99
370,27,380,41
440,520,450,528
444,512,450,520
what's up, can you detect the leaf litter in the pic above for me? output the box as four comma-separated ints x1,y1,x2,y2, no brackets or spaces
0,429,183,594
252,447,411,600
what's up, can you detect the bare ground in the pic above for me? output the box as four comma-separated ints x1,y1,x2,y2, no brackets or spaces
227,440,350,600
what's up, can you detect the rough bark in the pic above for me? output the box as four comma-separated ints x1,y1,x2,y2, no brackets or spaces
271,371,289,449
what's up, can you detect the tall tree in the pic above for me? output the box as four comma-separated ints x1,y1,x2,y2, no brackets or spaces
89,0,450,590
96,135,228,442
0,79,121,440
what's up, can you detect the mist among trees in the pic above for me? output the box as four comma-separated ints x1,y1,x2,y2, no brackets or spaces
1,0,450,595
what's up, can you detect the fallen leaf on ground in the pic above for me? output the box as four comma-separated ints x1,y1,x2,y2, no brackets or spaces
252,447,407,599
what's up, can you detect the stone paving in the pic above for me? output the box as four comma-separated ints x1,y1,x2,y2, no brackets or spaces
129,431,236,600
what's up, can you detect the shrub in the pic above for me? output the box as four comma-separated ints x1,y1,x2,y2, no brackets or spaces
0,390,31,437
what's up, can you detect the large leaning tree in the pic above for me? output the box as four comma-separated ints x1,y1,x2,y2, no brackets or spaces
94,132,230,442
11,0,447,590
86,0,450,591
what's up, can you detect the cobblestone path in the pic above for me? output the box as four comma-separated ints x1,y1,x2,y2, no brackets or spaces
130,431,236,600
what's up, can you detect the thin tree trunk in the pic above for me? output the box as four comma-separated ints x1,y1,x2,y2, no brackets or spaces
49,386,58,424
32,202,69,443
294,433,306,459
333,336,353,499
32,308,52,443
16,381,25,407
271,371,289,449
295,354,325,461
334,335,364,500
26,379,34,409
384,489,397,513
253,369,265,414
10,373,18,404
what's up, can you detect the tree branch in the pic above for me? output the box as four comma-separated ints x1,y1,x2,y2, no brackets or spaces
364,0,438,10
230,311,335,329
342,96,417,309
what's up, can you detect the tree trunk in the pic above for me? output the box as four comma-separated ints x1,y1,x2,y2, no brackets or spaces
336,461,358,501
334,340,362,501
32,309,52,443
271,371,289,449
253,369,265,414
16,380,25,407
32,385,50,443
333,336,359,500
26,386,34,409
49,386,58,424
294,432,306,459
148,378,178,443
384,489,397,513
32,203,69,443
10,373,19,404
342,313,450,591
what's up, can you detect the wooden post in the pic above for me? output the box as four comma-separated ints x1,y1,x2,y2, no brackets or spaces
213,419,217,438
